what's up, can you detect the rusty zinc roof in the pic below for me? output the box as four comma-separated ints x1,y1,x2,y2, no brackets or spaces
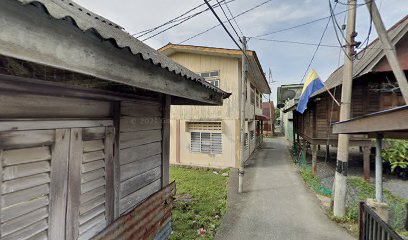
313,14,408,97
15,0,230,98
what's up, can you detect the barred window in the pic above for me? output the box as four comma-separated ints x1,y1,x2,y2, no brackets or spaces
187,122,222,131
191,132,222,154
250,130,255,140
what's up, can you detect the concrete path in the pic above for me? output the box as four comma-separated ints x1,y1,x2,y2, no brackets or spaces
215,137,355,240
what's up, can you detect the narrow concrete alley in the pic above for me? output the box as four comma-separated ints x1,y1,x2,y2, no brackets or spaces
216,137,355,240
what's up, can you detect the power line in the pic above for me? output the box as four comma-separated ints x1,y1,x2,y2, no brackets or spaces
140,0,237,41
215,0,241,39
179,0,274,44
134,0,213,38
250,37,341,48
299,2,337,83
224,0,244,36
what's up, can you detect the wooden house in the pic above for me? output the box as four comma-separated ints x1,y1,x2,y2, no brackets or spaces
0,0,229,239
159,44,270,168
290,15,408,177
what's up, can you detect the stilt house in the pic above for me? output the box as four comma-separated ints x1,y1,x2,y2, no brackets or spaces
290,15,408,177
0,0,229,239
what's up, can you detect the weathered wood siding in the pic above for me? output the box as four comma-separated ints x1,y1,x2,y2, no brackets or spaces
294,74,404,143
118,100,163,215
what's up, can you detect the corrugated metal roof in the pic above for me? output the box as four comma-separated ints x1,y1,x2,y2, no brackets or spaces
15,0,230,98
313,14,408,97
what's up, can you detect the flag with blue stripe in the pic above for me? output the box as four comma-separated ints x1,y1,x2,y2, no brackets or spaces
296,69,325,114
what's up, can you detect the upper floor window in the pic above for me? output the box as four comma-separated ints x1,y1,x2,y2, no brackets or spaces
250,85,255,105
198,70,220,88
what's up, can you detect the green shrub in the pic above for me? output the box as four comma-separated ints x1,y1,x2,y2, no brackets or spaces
382,140,408,171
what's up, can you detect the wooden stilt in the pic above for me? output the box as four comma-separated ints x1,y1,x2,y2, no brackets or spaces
326,145,330,161
312,144,318,175
363,146,371,181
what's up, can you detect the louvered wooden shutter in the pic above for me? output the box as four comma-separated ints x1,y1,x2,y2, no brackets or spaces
66,127,114,240
0,129,70,240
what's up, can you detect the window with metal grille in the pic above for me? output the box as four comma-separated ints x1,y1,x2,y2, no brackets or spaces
250,86,255,105
250,130,255,140
190,132,222,154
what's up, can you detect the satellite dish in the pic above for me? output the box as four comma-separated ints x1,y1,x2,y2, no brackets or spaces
281,89,296,101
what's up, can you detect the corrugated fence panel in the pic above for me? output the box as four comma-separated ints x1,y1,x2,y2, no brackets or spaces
93,182,175,240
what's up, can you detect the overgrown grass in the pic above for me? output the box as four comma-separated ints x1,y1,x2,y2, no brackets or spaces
345,177,408,234
299,166,332,197
170,166,229,240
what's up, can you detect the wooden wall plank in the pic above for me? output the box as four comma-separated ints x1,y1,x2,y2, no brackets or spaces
3,147,50,166
104,127,115,224
2,173,50,194
120,166,161,198
79,204,105,226
79,195,105,215
0,130,54,149
81,178,105,194
78,221,106,240
0,150,2,238
83,140,104,153
0,92,112,118
80,187,105,205
0,120,113,132
113,101,121,219
78,213,105,235
120,117,162,132
1,206,48,237
120,154,161,182
162,95,171,187
121,101,161,117
119,130,162,149
66,128,83,240
1,196,49,223
119,179,161,215
48,128,70,240
119,142,162,166
1,218,48,240
2,183,49,208
30,231,48,240
81,160,105,173
82,127,106,141
2,161,50,181
83,151,105,163
81,169,105,184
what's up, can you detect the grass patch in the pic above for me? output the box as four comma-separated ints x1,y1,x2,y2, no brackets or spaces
299,166,332,197
170,166,229,240
346,177,408,233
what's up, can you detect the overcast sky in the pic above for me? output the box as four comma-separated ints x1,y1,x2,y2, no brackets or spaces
74,0,407,103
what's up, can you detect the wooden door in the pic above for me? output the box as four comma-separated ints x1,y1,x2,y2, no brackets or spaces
0,120,114,240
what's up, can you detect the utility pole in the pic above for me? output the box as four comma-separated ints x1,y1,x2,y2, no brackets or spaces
239,36,247,193
268,69,274,136
364,0,408,103
333,0,357,217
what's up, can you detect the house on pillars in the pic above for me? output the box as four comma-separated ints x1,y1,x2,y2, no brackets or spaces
288,15,408,178
0,0,229,239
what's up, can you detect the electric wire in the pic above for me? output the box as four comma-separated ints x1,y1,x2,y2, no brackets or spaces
224,0,244,36
299,2,336,83
215,0,241,40
179,0,274,44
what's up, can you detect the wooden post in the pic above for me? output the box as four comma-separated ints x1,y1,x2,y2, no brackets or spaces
325,145,330,161
112,101,121,219
375,134,383,202
302,138,307,164
312,144,318,175
363,146,371,181
364,0,408,103
162,95,171,187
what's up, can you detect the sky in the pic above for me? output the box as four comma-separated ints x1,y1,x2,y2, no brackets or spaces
74,0,407,103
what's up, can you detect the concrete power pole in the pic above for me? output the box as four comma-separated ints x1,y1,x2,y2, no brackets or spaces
333,0,357,217
364,0,408,103
239,36,247,193
268,69,274,136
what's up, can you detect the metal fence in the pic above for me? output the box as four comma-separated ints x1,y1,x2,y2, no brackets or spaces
359,202,403,240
